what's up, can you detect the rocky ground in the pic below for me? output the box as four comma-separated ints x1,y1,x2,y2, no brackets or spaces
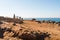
0,20,60,40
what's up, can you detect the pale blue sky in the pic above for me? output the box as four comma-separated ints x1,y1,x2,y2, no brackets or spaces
0,0,60,18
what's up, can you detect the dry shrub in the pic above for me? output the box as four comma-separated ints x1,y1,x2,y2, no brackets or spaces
32,18,36,21
0,21,3,24
19,21,23,24
19,31,51,40
35,21,41,23
13,22,16,26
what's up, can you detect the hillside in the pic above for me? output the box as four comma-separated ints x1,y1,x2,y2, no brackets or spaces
0,20,60,40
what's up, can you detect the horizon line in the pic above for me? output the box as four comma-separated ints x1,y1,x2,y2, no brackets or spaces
0,15,60,18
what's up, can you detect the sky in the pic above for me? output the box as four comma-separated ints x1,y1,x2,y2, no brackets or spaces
0,0,60,18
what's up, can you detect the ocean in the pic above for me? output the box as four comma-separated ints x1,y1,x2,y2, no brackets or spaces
24,18,60,22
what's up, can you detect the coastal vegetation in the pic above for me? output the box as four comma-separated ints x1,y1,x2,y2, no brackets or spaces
0,17,60,40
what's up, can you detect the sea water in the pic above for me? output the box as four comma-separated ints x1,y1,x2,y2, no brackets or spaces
24,18,60,22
